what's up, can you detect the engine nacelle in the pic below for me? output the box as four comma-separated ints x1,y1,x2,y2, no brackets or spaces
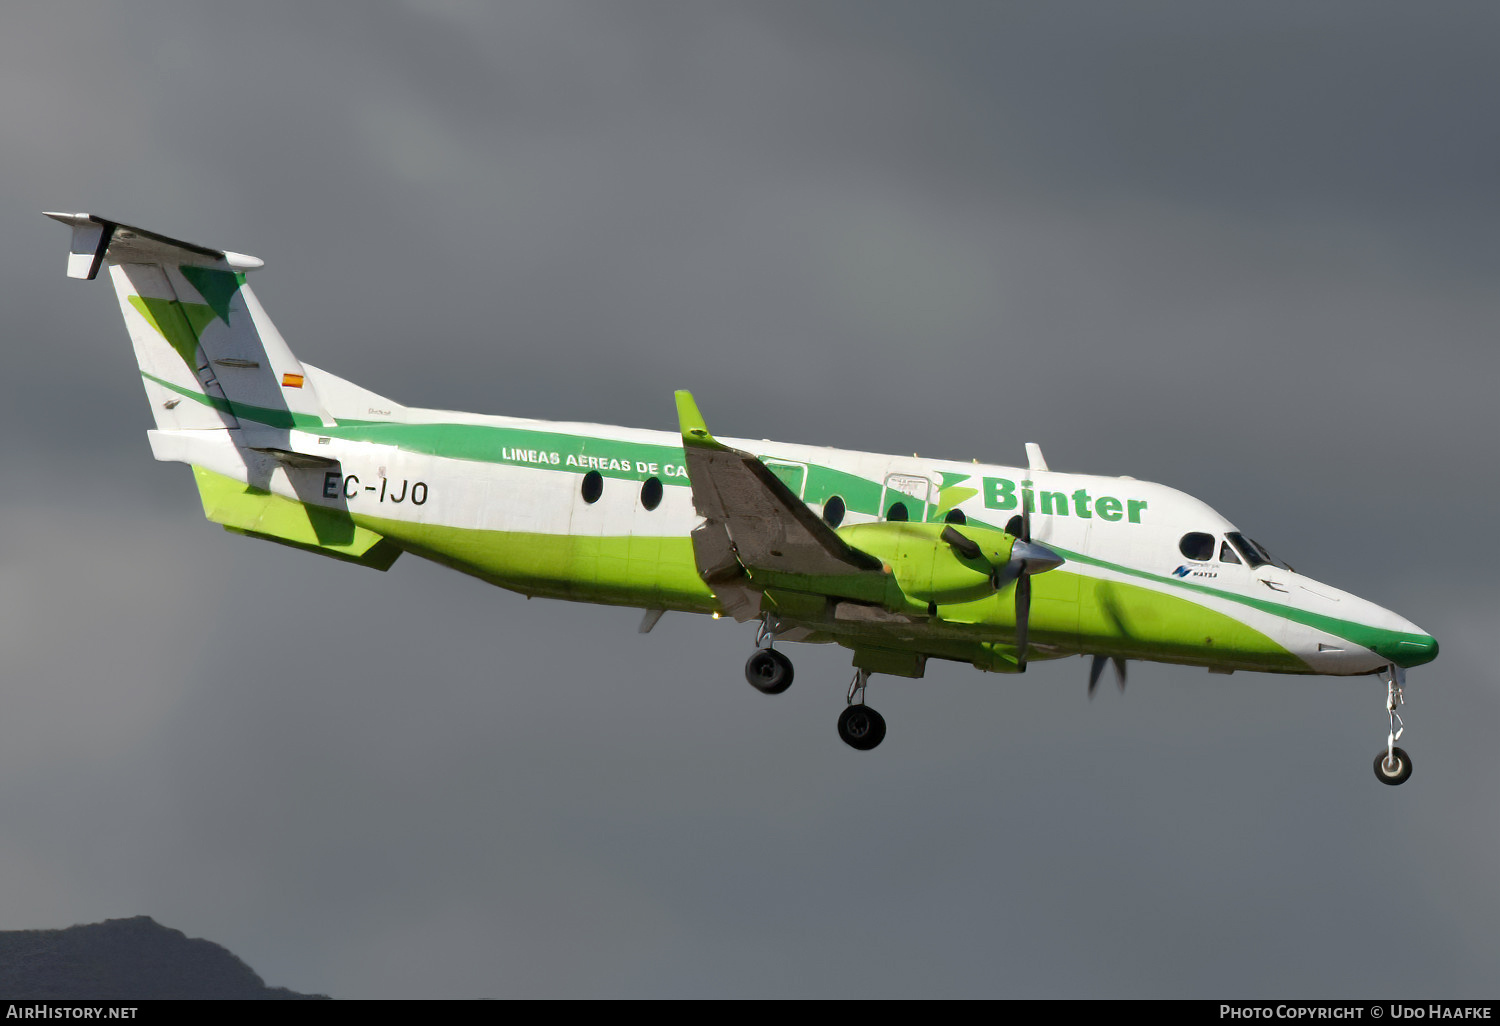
835,521,1016,607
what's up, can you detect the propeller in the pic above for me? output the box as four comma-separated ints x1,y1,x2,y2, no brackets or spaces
1088,655,1127,697
1010,468,1066,671
950,467,1063,672
938,452,1063,670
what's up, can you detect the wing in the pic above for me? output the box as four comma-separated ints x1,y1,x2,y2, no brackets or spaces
675,391,885,619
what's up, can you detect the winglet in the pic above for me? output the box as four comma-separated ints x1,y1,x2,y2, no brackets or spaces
675,390,724,450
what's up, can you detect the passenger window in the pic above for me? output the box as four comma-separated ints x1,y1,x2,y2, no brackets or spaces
944,508,967,525
581,470,604,504
640,476,663,511
1219,540,1242,564
887,501,909,522
822,495,846,528
1178,532,1214,561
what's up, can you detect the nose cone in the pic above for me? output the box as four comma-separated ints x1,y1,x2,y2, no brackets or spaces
1344,595,1438,669
1373,630,1439,669
1283,574,1438,673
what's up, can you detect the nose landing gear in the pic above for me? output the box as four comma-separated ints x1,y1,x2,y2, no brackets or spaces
1374,746,1412,786
1373,665,1412,786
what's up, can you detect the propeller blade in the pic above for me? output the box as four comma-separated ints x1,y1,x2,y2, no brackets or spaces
1015,574,1031,670
940,525,982,560
1012,454,1053,676
991,563,1020,591
1088,655,1107,697
1087,655,1128,696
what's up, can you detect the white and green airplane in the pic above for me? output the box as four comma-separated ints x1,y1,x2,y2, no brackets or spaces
48,212,1438,783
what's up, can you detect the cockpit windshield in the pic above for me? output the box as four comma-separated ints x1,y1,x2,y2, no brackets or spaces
1225,532,1292,572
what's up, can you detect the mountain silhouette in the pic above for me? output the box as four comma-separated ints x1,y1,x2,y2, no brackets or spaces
0,916,327,999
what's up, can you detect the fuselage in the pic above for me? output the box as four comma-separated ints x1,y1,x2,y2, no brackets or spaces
160,363,1437,680
45,208,1439,779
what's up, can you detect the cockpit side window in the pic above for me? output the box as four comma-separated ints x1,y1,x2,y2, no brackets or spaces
1179,532,1215,561
1225,531,1289,570
1255,540,1293,573
1219,540,1242,564
1225,532,1266,567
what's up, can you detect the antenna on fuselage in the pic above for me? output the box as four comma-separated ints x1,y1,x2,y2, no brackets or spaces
1025,443,1049,472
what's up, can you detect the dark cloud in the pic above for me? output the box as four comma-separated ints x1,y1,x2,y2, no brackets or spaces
2,1,1494,997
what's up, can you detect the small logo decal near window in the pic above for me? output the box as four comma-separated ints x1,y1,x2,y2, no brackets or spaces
1174,564,1218,580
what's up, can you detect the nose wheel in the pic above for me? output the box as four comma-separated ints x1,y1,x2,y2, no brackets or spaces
1372,665,1411,786
1374,746,1413,786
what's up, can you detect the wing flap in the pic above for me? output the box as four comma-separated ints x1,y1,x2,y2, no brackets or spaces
675,392,884,614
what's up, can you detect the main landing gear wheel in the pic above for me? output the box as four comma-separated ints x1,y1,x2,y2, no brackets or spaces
838,705,887,751
1374,746,1413,786
744,648,794,694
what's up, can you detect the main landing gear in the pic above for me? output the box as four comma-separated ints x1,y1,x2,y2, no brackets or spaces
838,669,886,751
740,617,887,750
744,648,793,694
744,615,794,694
1373,665,1412,786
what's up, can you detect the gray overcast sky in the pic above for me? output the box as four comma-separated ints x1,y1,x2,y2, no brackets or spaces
2,1,1497,998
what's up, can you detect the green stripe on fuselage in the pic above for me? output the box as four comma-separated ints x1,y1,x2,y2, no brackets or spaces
163,382,1398,667
1050,545,1427,664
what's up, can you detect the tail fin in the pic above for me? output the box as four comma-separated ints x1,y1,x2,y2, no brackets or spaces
46,212,334,440
49,212,405,571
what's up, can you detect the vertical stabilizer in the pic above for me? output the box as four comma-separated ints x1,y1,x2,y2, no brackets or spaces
46,212,335,442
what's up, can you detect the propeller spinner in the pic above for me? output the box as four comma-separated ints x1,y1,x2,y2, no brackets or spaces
942,465,1064,670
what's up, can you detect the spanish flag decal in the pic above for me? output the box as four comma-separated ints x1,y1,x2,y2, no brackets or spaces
282,372,305,388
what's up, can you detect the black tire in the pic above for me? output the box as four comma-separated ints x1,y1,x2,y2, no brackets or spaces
838,705,887,751
744,649,794,694
1374,746,1413,786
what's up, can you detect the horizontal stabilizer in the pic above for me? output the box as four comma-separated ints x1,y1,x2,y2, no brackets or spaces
45,212,262,280
47,210,338,437
248,447,342,470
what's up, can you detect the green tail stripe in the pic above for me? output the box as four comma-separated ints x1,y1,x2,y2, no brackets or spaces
179,265,245,325
129,296,217,368
142,371,325,430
